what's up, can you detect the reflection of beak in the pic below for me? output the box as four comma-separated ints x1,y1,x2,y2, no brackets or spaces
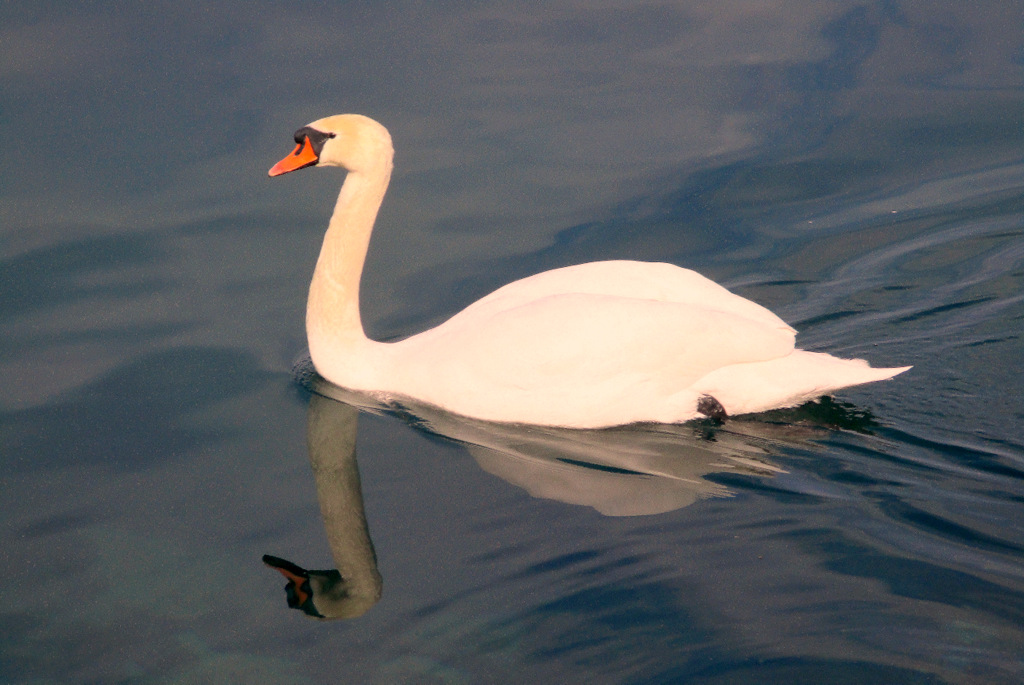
268,136,319,177
262,554,324,618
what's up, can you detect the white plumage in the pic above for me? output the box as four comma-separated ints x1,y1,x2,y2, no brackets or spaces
270,114,909,428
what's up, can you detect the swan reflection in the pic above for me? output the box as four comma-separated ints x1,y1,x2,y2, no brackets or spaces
265,364,876,619
264,393,381,619
361,395,785,517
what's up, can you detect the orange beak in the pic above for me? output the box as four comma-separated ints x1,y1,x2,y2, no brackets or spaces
269,135,319,177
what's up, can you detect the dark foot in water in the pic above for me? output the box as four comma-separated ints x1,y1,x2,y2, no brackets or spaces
697,395,728,422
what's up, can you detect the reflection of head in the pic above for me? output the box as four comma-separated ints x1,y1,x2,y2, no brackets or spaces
263,554,378,620
264,392,381,620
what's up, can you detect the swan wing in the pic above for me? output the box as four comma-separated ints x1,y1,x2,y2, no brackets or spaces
390,291,795,426
457,260,794,334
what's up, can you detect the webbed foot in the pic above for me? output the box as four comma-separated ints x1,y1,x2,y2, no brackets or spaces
697,395,728,422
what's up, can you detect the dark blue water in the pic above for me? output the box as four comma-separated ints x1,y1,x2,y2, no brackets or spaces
3,3,1024,683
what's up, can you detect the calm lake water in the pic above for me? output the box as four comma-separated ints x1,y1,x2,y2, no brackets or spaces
3,2,1024,683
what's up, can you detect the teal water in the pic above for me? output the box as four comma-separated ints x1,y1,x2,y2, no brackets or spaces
3,3,1024,683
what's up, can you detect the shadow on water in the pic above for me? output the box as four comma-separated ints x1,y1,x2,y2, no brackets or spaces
0,233,167,325
264,358,886,620
0,347,272,472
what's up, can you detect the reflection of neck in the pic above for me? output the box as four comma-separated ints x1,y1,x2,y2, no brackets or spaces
306,393,381,616
306,157,392,376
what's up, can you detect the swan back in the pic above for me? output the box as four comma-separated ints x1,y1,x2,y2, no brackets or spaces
453,260,795,334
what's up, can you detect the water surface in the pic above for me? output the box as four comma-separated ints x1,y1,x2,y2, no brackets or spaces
2,3,1024,683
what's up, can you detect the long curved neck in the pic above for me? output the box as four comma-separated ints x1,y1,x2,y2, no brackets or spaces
307,155,393,372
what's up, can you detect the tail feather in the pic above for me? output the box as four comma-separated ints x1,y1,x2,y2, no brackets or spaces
695,351,911,417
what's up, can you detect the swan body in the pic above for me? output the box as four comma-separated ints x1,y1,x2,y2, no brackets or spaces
270,114,909,428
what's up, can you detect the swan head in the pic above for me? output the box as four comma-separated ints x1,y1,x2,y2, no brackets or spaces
269,114,393,177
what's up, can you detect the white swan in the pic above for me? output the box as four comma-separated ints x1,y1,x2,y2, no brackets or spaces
270,114,909,428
